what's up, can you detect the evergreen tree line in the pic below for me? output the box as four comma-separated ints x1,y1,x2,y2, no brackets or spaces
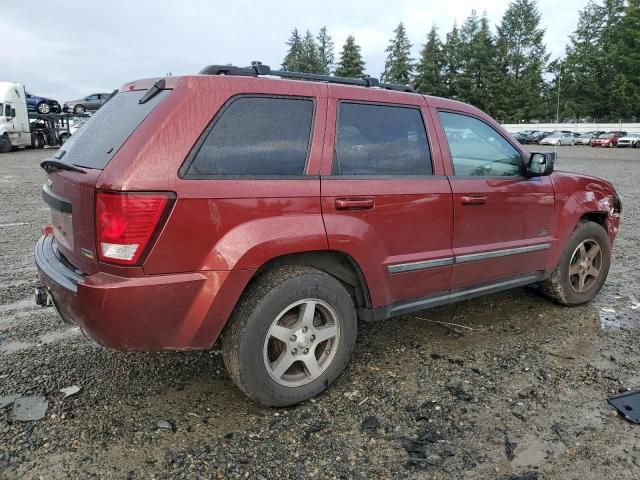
282,0,639,123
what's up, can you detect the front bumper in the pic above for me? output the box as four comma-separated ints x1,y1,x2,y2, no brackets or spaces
34,235,253,350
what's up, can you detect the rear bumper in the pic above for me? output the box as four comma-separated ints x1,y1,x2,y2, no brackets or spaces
34,235,253,350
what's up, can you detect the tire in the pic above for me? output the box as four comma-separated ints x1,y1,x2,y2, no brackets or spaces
541,221,611,306
0,134,11,153
73,105,86,114
31,134,45,149
59,133,70,144
222,266,357,407
36,102,50,114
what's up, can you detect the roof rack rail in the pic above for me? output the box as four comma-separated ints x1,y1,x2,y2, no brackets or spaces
198,61,416,93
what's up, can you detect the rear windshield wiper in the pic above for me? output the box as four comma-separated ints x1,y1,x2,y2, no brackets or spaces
40,159,86,174
138,79,165,104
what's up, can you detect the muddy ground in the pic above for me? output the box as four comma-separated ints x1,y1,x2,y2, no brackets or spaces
0,145,639,480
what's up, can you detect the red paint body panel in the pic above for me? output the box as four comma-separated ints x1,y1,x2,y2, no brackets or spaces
34,74,621,351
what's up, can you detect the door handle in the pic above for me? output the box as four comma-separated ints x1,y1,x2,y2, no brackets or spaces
461,195,488,205
335,198,375,210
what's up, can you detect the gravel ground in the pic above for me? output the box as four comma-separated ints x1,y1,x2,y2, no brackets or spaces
0,145,639,480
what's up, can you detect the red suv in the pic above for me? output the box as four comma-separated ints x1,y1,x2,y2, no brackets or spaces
590,131,626,147
35,63,622,406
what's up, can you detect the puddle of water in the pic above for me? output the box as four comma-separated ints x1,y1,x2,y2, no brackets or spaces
39,328,81,344
512,434,566,469
0,340,35,353
597,299,640,329
0,327,81,354
0,298,36,314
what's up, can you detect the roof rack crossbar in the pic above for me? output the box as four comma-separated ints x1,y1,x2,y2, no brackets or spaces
198,62,416,93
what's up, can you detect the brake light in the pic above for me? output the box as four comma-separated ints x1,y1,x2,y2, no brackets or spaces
95,191,173,265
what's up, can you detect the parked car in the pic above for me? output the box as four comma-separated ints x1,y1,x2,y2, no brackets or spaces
524,131,546,144
591,132,625,147
25,91,61,114
513,132,529,144
574,132,601,145
539,133,576,146
63,92,113,113
34,64,622,406
616,133,640,148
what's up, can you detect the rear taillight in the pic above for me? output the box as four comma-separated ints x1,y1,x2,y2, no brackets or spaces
95,191,173,265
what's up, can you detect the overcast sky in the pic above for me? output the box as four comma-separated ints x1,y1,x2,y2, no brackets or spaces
1,0,587,102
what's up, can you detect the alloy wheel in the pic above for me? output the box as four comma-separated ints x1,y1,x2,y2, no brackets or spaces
38,103,50,114
568,239,603,293
263,299,340,388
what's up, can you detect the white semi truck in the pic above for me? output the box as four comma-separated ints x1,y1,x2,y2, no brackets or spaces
0,82,90,153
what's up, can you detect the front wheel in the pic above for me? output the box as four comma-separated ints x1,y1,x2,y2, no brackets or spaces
541,221,611,305
222,266,357,407
73,105,86,114
0,134,11,153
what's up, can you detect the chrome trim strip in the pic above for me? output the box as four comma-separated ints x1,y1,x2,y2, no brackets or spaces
455,242,551,264
387,257,454,274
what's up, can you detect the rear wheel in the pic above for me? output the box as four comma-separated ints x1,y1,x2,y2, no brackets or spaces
541,221,611,305
222,266,357,407
73,105,86,114
36,102,50,114
0,134,11,153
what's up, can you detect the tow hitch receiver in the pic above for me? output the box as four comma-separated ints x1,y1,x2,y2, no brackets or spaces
35,285,52,307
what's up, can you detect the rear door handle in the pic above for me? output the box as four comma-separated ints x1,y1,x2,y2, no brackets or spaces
335,198,375,210
461,195,488,205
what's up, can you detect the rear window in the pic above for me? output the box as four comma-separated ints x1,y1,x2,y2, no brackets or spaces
184,96,314,177
55,89,169,169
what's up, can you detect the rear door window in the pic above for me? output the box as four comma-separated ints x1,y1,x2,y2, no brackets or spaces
55,89,169,169
184,96,314,177
334,102,432,175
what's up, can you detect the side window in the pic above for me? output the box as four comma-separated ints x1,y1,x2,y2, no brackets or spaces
334,102,432,176
439,111,523,177
4,104,10,117
186,96,314,177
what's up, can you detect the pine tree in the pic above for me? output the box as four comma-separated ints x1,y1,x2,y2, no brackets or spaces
316,26,335,74
414,26,447,96
458,12,499,114
494,0,549,122
442,22,463,99
299,30,324,73
282,28,303,72
611,0,640,119
334,35,366,78
382,22,414,84
560,0,627,121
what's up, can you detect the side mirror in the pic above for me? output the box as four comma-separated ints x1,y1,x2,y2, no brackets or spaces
526,152,555,177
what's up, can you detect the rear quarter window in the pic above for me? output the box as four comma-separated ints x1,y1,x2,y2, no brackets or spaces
56,89,169,170
183,96,314,177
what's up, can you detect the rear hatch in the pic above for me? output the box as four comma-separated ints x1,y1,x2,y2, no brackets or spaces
42,87,170,275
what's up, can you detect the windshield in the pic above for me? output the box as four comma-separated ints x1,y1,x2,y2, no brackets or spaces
598,134,614,138
55,89,169,169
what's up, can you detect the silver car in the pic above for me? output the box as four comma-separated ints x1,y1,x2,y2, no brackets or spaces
617,134,640,148
539,133,576,146
63,92,112,114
